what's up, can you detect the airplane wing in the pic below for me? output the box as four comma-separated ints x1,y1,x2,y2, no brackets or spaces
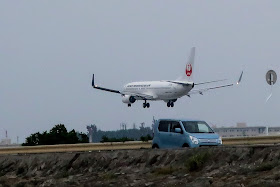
92,74,155,100
187,71,243,96
194,71,244,86
187,84,234,96
194,79,227,86
167,79,227,86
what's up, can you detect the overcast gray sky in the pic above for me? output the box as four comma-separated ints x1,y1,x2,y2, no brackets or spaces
1,1,280,143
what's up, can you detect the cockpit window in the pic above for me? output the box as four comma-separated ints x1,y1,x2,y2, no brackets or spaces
182,121,214,133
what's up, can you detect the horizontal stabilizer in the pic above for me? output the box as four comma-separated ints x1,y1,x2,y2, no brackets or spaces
166,81,193,86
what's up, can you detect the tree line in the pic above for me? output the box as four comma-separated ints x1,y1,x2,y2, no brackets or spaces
87,124,153,143
23,123,154,146
22,124,88,146
101,134,152,143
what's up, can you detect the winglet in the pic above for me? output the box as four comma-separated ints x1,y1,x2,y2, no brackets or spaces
91,74,121,94
92,74,95,87
237,71,243,85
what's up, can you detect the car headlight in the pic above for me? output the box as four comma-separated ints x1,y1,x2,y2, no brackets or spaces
190,135,199,145
217,137,223,144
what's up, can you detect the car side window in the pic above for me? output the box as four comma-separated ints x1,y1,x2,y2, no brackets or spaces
170,121,181,133
158,121,169,132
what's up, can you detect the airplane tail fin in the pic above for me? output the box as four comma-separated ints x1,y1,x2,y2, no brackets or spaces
176,47,195,83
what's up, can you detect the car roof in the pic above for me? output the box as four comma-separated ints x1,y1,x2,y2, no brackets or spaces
158,118,203,122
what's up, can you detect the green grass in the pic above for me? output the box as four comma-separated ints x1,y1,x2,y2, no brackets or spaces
185,152,210,172
102,172,118,180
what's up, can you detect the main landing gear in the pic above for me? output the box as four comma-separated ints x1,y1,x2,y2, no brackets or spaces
143,100,150,108
167,101,174,108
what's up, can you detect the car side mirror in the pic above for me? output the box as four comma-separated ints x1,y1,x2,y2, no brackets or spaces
175,128,182,133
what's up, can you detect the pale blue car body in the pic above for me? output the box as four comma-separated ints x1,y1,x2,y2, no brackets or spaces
152,119,222,148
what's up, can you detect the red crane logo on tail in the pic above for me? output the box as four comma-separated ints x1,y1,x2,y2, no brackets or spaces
186,64,192,77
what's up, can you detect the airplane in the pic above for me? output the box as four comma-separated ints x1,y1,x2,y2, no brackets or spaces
92,47,243,108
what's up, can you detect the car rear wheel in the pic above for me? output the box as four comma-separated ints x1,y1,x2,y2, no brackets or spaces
152,144,159,149
182,143,190,148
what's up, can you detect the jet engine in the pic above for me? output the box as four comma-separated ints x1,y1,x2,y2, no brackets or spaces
122,95,136,104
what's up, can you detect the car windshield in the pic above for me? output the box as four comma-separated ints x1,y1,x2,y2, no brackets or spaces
182,121,214,133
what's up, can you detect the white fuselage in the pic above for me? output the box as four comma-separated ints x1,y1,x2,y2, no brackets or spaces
122,81,193,101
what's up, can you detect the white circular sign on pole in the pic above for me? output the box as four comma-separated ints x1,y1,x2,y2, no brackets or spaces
266,70,277,85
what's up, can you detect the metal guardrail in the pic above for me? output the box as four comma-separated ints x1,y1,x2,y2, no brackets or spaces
1,136,280,155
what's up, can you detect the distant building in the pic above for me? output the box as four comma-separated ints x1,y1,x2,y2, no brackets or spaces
0,130,12,145
268,127,280,135
0,138,12,145
214,126,266,137
236,123,247,128
214,125,280,138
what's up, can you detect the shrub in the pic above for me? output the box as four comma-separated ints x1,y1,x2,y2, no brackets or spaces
101,136,134,143
140,134,153,142
254,162,276,172
102,172,117,180
185,152,210,172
